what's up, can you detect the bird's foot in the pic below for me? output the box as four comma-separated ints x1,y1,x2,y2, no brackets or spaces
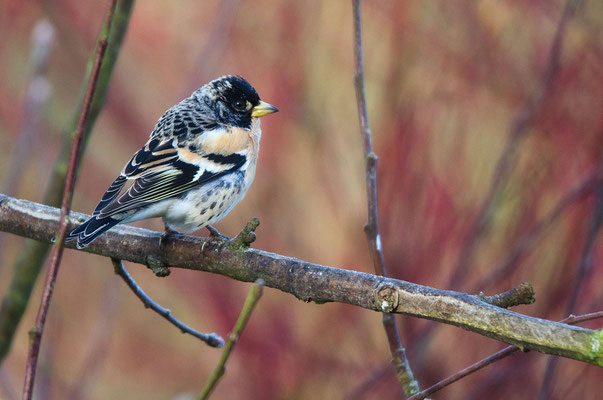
201,225,230,254
159,226,180,249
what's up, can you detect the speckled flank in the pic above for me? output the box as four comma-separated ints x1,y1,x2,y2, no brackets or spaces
162,169,252,233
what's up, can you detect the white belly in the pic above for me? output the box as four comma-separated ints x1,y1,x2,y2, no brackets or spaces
162,169,253,232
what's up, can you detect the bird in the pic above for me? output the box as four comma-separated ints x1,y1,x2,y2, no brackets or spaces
67,75,278,249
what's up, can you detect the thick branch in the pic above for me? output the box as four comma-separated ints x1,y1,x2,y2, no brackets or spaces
408,311,603,400
1,194,602,366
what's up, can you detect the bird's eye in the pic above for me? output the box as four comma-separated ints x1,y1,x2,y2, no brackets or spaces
232,99,246,111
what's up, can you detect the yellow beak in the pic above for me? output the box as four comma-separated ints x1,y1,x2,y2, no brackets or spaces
251,100,279,117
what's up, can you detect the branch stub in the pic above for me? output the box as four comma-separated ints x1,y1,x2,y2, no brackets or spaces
376,284,399,313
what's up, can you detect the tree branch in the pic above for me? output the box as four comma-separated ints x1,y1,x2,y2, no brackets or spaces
1,194,601,367
351,0,420,396
407,311,603,400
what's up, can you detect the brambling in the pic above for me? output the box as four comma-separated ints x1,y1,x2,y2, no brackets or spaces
67,75,278,249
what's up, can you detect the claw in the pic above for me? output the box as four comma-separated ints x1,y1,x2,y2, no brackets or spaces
159,226,180,249
201,226,231,255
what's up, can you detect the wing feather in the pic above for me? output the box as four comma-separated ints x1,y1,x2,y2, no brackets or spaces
92,175,127,216
94,137,246,219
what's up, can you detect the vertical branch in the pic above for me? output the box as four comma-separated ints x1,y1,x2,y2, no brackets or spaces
0,0,135,366
351,0,420,396
449,0,582,288
21,3,115,398
538,181,603,399
198,279,265,400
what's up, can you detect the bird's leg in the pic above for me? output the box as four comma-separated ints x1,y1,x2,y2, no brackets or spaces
159,225,179,249
206,224,230,240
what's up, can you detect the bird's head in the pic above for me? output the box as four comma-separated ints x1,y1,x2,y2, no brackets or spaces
194,75,278,129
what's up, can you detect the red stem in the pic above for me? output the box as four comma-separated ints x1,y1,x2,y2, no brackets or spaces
21,3,115,398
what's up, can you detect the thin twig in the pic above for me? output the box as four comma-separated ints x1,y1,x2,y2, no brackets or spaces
1,195,602,366
198,279,265,400
351,0,421,397
111,259,224,348
0,0,135,366
407,310,603,400
21,3,114,398
449,0,582,289
538,180,602,400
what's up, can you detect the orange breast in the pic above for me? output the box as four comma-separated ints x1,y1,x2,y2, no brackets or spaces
202,126,252,155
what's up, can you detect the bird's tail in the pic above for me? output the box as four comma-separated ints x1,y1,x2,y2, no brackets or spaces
66,216,121,249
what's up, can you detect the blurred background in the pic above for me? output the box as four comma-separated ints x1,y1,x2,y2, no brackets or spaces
0,0,602,399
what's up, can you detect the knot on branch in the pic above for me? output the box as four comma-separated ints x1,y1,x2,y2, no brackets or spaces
376,283,399,313
145,255,170,277
226,217,260,250
28,326,40,342
364,222,377,237
478,282,535,308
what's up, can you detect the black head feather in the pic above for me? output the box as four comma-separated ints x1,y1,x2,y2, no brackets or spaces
194,75,262,129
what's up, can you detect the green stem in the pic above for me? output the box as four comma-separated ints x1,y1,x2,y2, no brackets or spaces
198,280,265,400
